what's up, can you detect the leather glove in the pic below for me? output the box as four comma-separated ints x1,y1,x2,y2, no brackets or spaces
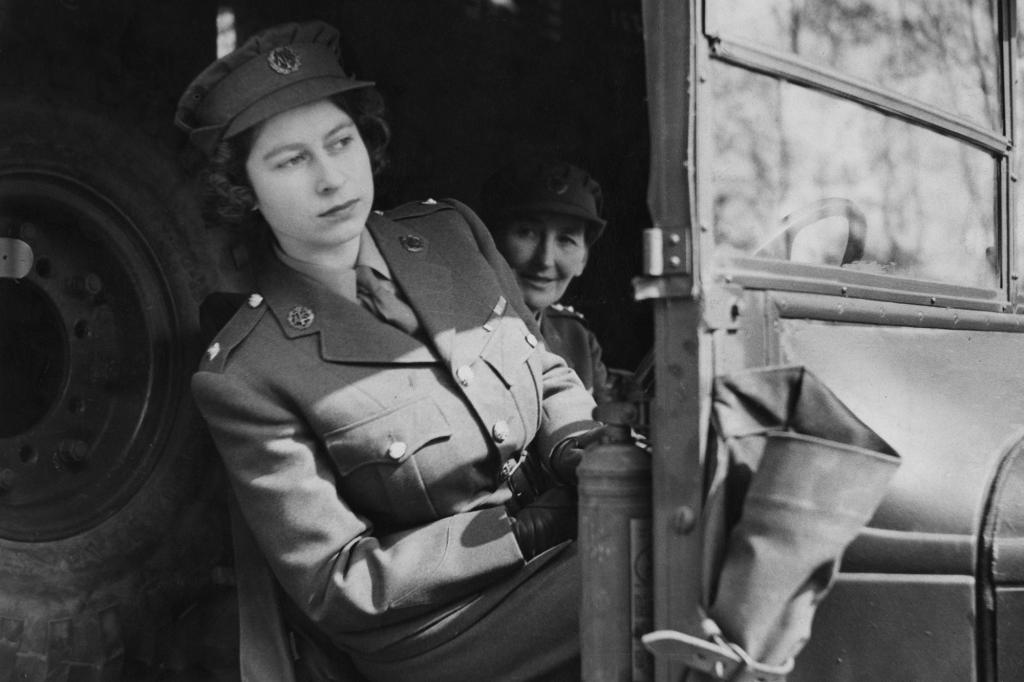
546,426,608,485
508,486,578,561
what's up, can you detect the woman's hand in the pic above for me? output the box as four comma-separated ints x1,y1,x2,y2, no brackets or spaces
546,425,608,485
508,487,578,560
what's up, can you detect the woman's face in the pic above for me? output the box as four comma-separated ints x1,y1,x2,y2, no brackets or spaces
245,99,374,264
495,212,589,312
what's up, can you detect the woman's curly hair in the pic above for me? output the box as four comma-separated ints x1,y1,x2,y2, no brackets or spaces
200,87,391,234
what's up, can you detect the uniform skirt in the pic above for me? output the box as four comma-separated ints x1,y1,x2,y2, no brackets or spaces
294,542,580,682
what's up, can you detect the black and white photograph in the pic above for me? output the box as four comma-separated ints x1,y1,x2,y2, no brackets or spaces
0,2,1019,681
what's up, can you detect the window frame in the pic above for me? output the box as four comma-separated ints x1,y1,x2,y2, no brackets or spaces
695,0,1020,309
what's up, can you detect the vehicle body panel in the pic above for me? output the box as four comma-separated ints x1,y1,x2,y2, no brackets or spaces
640,0,1024,680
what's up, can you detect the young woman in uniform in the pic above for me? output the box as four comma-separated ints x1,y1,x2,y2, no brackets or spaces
177,20,599,682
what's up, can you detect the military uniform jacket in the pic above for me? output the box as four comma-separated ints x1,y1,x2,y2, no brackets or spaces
192,200,597,655
540,304,613,404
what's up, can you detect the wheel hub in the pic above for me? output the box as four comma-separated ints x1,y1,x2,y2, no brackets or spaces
0,171,179,541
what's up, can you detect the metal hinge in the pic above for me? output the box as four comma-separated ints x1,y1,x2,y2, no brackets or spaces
642,226,690,276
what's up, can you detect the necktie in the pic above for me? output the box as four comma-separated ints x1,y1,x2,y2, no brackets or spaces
355,265,422,337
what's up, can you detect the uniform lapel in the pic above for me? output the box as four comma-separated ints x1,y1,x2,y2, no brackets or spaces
370,212,454,364
368,209,510,370
257,251,436,364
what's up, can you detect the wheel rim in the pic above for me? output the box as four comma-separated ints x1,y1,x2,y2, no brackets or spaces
0,170,182,541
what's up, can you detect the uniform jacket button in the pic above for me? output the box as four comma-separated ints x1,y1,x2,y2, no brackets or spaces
491,420,510,443
386,441,407,460
248,293,264,308
455,365,474,386
525,332,538,348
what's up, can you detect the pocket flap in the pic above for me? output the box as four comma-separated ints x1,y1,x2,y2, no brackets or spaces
325,398,453,475
481,316,536,387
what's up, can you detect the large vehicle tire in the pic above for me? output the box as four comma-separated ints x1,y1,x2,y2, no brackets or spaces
0,93,235,681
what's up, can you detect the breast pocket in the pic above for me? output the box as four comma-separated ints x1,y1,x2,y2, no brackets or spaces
324,397,453,524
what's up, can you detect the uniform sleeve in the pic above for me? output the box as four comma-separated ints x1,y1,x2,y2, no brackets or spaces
192,369,524,637
442,198,600,453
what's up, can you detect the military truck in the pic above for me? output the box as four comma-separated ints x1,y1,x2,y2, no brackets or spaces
634,2,1024,681
2,0,1023,681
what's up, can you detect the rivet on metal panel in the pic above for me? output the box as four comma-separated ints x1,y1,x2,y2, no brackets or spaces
665,235,688,271
840,286,848,296
929,296,937,305
673,506,697,534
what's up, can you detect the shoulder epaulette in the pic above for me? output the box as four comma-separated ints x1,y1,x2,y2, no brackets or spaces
548,302,587,321
200,295,268,373
384,198,455,222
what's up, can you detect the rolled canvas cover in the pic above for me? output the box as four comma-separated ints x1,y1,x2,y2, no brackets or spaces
644,365,900,681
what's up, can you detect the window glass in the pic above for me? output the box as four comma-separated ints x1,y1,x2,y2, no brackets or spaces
707,0,1001,130
710,63,998,289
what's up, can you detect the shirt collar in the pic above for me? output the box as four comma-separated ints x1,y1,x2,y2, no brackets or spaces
273,231,393,302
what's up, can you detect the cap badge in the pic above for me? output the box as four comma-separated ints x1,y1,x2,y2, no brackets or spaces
287,305,315,330
400,235,426,253
267,46,302,75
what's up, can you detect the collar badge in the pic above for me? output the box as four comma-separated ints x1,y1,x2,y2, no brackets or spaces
400,234,426,253
287,305,315,330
